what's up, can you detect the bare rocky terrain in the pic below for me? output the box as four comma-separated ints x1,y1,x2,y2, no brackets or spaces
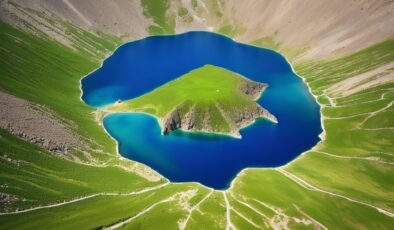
1,0,393,61
226,0,394,61
328,61,394,97
0,91,85,155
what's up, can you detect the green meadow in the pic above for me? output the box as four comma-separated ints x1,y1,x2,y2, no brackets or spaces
108,64,271,135
0,8,393,229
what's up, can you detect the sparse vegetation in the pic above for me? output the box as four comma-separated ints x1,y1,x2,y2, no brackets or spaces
141,0,175,35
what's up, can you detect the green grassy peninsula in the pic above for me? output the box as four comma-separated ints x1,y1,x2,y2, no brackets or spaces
106,65,277,138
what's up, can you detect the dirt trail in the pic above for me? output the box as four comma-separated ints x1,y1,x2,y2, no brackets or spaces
277,168,394,218
0,182,169,216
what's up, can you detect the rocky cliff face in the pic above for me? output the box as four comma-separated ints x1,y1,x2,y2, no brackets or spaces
162,82,277,138
162,102,193,135
239,82,266,100
231,105,277,128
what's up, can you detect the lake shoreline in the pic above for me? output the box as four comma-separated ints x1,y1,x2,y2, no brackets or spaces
80,31,323,189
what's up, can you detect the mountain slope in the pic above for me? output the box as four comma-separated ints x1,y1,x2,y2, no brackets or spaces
0,1,393,229
1,0,392,61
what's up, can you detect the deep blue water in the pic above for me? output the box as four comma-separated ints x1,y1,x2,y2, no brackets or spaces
81,31,322,189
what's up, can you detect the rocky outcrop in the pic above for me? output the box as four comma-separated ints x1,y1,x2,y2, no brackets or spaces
0,192,19,204
232,104,277,127
0,91,85,155
239,82,267,100
162,102,194,134
161,84,277,138
162,106,183,134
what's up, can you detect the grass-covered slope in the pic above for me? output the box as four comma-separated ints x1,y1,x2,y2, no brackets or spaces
0,14,393,230
227,40,394,229
0,129,162,213
106,65,277,137
0,21,120,158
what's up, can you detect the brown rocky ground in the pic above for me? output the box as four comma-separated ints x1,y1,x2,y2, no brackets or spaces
1,0,392,61
0,91,85,155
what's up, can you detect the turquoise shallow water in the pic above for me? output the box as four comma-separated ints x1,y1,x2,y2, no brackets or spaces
82,32,322,189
